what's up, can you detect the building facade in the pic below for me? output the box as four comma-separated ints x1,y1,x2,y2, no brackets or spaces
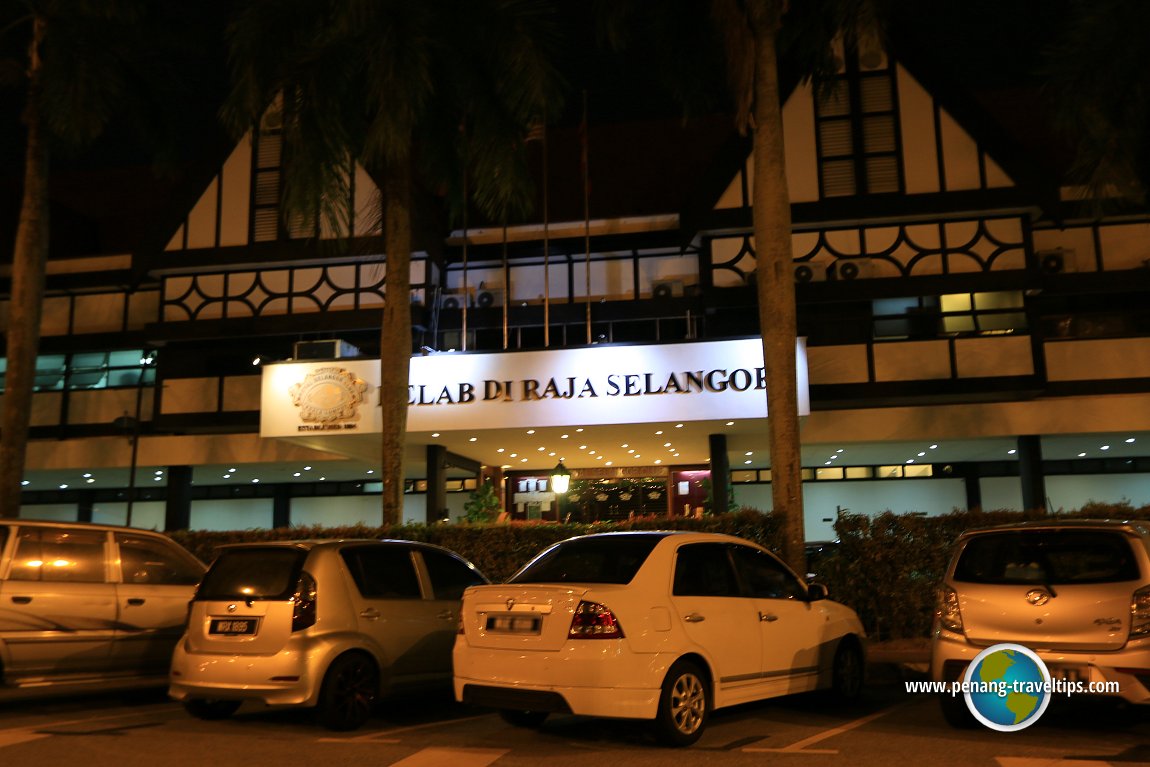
4,36,1150,539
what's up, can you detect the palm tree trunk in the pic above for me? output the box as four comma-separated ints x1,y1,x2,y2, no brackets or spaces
379,158,414,526
0,17,49,519
749,2,806,573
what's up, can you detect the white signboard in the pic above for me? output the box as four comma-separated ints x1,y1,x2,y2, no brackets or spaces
260,338,809,438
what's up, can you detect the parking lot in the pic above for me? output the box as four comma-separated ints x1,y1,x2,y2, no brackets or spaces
2,660,1149,767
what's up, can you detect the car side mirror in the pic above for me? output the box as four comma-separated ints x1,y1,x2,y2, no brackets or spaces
807,583,828,601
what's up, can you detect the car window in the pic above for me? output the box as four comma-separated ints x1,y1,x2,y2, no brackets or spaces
115,533,203,585
421,549,486,600
673,543,740,597
730,545,806,599
341,546,422,599
8,527,107,583
954,531,1140,585
510,534,664,584
196,547,307,600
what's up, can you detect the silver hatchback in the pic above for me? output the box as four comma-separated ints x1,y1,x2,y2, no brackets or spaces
931,519,1150,724
169,539,487,730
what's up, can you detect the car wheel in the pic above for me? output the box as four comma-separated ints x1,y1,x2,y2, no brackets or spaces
183,698,241,720
498,709,549,728
939,692,976,728
829,638,864,703
654,660,710,747
317,652,379,731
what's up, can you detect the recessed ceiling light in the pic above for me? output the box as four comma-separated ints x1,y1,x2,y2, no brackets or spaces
228,468,237,473
1127,438,1136,443
537,447,545,452
745,460,752,465
252,478,260,483
579,445,587,450
675,423,683,428
86,478,95,484
917,452,926,457
527,429,535,434
837,448,845,453
825,461,832,465
319,477,326,481
1078,452,1087,457
1008,449,1017,455
1101,445,1111,451
154,470,164,476
510,453,518,458
83,473,92,478
561,434,569,439
744,451,752,456
469,437,478,442
589,450,596,455
654,459,662,465
153,476,162,482
606,461,613,466
597,455,604,460
628,449,635,454
304,466,312,471
621,443,629,448
59,483,69,489
726,421,735,426
223,474,231,479
366,470,374,474
905,459,914,464
634,454,641,459
664,442,672,447
576,428,584,433
21,480,29,486
520,458,528,463
293,472,301,477
929,445,938,450
549,451,555,456
497,448,505,453
431,433,440,438
655,430,663,435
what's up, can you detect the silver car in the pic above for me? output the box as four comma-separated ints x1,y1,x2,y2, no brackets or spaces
0,519,205,698
931,519,1150,724
169,539,487,730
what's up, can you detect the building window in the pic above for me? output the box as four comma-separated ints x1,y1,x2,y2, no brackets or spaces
814,45,901,197
0,349,157,393
874,292,1026,339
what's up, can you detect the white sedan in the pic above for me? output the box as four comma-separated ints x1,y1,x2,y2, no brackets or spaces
453,531,866,746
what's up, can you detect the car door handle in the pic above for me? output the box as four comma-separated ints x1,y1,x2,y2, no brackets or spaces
127,598,146,606
11,596,32,604
683,613,705,623
758,611,778,622
360,608,382,621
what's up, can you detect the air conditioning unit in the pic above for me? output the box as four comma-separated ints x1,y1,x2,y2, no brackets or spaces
793,262,828,283
1038,248,1076,274
834,259,873,281
475,287,505,309
652,279,685,299
438,290,472,310
293,339,362,360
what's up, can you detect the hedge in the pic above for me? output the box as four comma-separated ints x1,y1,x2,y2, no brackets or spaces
166,501,1150,642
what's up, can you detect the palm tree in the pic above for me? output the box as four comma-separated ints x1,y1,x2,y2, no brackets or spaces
603,0,879,572
223,0,562,525
0,1,176,517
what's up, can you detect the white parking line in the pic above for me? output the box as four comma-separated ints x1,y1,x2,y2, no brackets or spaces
389,747,508,767
317,714,491,743
743,704,905,754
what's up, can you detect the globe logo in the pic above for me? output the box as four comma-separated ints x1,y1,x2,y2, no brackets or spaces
963,643,1052,731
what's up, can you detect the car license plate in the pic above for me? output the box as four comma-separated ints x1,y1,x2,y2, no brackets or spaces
210,618,257,635
486,615,541,634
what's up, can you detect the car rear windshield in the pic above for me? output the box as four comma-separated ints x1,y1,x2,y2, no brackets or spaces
954,530,1141,585
509,534,665,585
196,547,308,600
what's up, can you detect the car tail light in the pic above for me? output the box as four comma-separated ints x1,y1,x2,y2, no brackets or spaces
291,571,317,632
1130,585,1150,638
569,600,624,639
936,585,963,633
